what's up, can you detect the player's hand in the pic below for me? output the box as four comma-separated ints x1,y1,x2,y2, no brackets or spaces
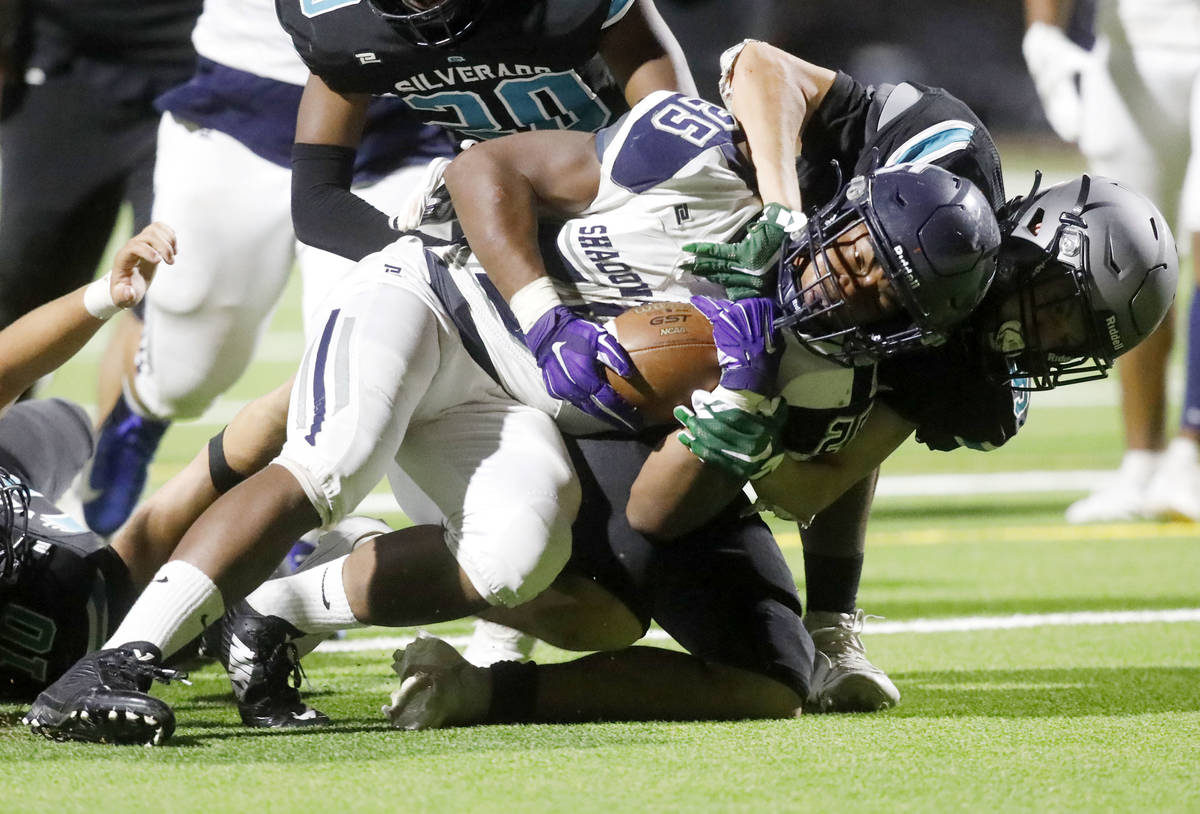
690,295,782,395
674,387,787,481
390,157,455,232
110,222,177,309
682,203,805,299
525,305,641,432
1022,22,1090,144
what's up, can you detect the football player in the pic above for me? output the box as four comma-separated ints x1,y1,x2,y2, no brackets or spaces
80,0,695,539
1023,0,1200,523
79,0,457,537
21,83,1000,743
0,225,178,700
278,0,694,262
379,176,1178,732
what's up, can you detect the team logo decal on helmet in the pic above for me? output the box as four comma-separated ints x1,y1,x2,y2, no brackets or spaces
993,173,1179,390
367,0,493,47
775,163,1001,365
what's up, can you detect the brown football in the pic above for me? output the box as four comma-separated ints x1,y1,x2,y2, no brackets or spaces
605,301,719,425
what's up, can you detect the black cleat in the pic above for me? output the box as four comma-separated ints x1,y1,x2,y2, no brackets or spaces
23,643,186,746
199,601,329,728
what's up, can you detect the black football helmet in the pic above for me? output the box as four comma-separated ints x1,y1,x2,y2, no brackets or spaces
775,163,1001,366
989,173,1179,390
0,466,31,586
367,0,492,47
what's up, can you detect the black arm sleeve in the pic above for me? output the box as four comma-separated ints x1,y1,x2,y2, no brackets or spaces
291,142,400,261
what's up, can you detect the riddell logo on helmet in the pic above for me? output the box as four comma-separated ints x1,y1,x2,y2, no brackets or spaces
1105,314,1124,353
892,244,920,289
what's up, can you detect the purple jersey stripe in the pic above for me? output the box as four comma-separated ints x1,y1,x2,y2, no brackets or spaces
305,308,341,446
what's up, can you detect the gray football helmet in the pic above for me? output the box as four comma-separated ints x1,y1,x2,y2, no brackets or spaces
992,173,1179,389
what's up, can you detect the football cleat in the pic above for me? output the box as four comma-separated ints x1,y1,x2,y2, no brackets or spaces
81,395,170,535
1144,438,1200,522
1064,450,1160,524
462,618,536,667
23,643,186,746
805,610,900,713
383,635,490,730
199,601,329,728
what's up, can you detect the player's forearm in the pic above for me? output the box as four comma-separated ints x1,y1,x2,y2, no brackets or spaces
0,287,110,408
291,143,398,260
627,432,745,539
444,144,555,301
727,42,834,210
754,406,916,522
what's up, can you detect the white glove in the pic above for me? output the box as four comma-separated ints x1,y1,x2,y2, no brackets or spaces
389,156,453,232
1022,22,1091,143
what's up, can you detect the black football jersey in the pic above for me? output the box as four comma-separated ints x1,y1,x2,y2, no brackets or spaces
0,490,132,700
276,0,632,140
794,73,1021,451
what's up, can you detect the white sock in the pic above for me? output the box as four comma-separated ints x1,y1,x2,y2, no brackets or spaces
244,555,364,635
105,560,225,659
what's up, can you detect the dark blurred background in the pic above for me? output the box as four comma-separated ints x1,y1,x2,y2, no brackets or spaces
656,0,1049,135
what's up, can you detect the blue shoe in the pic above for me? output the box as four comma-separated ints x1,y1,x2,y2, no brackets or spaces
81,396,170,535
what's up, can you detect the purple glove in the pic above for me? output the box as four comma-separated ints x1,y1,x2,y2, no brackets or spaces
524,305,641,431
691,295,782,394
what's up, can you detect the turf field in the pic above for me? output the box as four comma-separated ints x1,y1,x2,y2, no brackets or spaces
1,140,1198,812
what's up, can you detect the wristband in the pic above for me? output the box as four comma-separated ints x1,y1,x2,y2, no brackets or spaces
510,277,564,333
83,272,121,320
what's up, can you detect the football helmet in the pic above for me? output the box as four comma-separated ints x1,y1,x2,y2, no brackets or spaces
990,173,1179,390
0,466,31,586
368,0,492,47
775,164,1001,365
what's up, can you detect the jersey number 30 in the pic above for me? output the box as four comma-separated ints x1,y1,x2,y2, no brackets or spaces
403,71,612,140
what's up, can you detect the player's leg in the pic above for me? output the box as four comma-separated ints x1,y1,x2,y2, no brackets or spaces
1146,68,1200,520
109,378,293,587
798,471,900,712
1068,38,1193,522
384,434,804,727
25,256,449,742
81,114,297,535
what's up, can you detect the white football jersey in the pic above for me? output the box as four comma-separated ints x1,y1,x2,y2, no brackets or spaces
192,0,311,85
433,91,877,453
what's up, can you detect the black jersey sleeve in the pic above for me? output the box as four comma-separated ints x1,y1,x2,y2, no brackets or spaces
291,142,401,261
877,339,1029,452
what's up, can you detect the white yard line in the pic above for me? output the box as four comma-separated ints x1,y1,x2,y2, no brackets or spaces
314,607,1200,653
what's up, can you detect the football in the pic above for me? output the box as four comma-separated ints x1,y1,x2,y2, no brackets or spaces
605,301,719,425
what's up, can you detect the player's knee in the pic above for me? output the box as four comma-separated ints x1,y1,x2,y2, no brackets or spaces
533,594,643,652
462,486,579,608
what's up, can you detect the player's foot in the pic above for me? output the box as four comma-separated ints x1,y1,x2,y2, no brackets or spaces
23,643,185,746
1064,450,1160,524
199,600,329,728
80,394,170,535
1144,438,1200,521
383,635,490,729
804,610,899,713
462,618,537,667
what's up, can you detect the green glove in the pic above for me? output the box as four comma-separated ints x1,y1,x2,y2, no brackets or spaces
674,388,788,482
682,203,806,300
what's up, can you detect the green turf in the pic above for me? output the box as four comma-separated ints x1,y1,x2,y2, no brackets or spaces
4,139,1199,811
